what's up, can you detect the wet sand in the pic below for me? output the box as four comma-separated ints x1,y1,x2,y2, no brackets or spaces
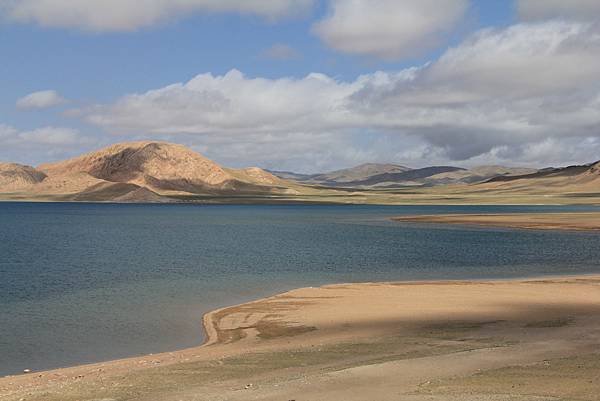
3,275,600,400
394,212,600,231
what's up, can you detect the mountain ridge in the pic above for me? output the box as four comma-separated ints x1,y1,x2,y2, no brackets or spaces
1,141,299,202
1,142,599,204
270,164,539,188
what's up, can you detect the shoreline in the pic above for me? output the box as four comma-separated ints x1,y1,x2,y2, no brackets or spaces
4,272,599,379
3,196,600,206
5,272,600,372
4,273,600,400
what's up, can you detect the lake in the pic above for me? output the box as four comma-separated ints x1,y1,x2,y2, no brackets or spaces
1,202,599,376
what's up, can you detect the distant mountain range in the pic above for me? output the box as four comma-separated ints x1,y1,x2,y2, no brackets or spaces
269,164,537,188
1,141,599,203
475,160,600,193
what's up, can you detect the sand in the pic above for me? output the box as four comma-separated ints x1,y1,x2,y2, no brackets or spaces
3,275,600,400
394,212,600,231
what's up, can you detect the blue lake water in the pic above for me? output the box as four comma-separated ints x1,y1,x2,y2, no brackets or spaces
1,202,600,376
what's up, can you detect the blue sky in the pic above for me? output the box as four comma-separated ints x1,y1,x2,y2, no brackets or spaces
1,0,599,171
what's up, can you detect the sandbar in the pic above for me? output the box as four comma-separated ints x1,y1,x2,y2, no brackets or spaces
3,275,600,400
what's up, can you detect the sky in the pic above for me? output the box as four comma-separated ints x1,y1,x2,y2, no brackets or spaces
1,0,600,172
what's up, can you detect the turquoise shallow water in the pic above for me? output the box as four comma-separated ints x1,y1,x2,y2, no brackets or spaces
1,202,600,376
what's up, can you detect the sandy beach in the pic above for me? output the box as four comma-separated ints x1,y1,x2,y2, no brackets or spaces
2,275,600,400
394,212,600,231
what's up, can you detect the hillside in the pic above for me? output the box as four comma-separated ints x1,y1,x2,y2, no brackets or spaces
269,163,411,186
423,166,538,186
309,163,411,184
0,162,46,191
2,144,599,205
273,164,537,188
347,166,465,187
473,161,600,194
0,142,303,202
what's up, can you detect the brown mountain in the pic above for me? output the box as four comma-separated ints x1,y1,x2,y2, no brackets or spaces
475,161,600,194
270,163,411,186
310,163,412,184
2,143,598,204
0,162,47,191
1,141,299,202
274,164,537,188
422,165,538,186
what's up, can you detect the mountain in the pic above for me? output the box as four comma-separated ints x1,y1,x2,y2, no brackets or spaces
2,142,597,204
346,166,465,187
1,141,300,202
266,170,315,182
0,162,46,191
476,161,600,193
39,141,236,194
423,166,538,186
485,163,594,183
269,163,411,186
273,164,539,188
310,163,411,184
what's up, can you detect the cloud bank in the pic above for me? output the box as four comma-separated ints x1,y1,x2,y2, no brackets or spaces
0,0,315,31
313,0,468,59
82,21,600,169
0,124,95,164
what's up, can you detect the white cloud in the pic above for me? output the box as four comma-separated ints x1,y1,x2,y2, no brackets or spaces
312,0,468,59
518,0,600,21
1,124,85,146
84,69,360,134
16,90,66,110
80,21,600,169
261,43,301,60
0,124,96,164
18,126,82,145
0,0,315,32
421,22,600,98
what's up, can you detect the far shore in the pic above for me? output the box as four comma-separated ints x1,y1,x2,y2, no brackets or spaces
3,274,600,400
394,211,600,231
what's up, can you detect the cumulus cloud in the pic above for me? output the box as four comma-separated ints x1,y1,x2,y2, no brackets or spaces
16,90,66,110
84,69,360,134
0,0,315,31
0,124,96,164
18,126,82,145
518,0,600,21
312,0,468,59
81,21,600,169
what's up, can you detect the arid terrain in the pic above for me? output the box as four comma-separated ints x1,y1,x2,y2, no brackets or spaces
2,142,600,205
3,275,600,401
0,141,315,203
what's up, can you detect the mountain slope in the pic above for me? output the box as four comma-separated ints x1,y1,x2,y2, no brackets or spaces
38,142,297,197
269,163,411,186
347,166,465,187
465,161,600,194
0,162,46,191
39,141,234,194
274,164,539,188
267,170,315,181
0,141,302,201
485,163,595,183
310,163,411,184
425,166,539,186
